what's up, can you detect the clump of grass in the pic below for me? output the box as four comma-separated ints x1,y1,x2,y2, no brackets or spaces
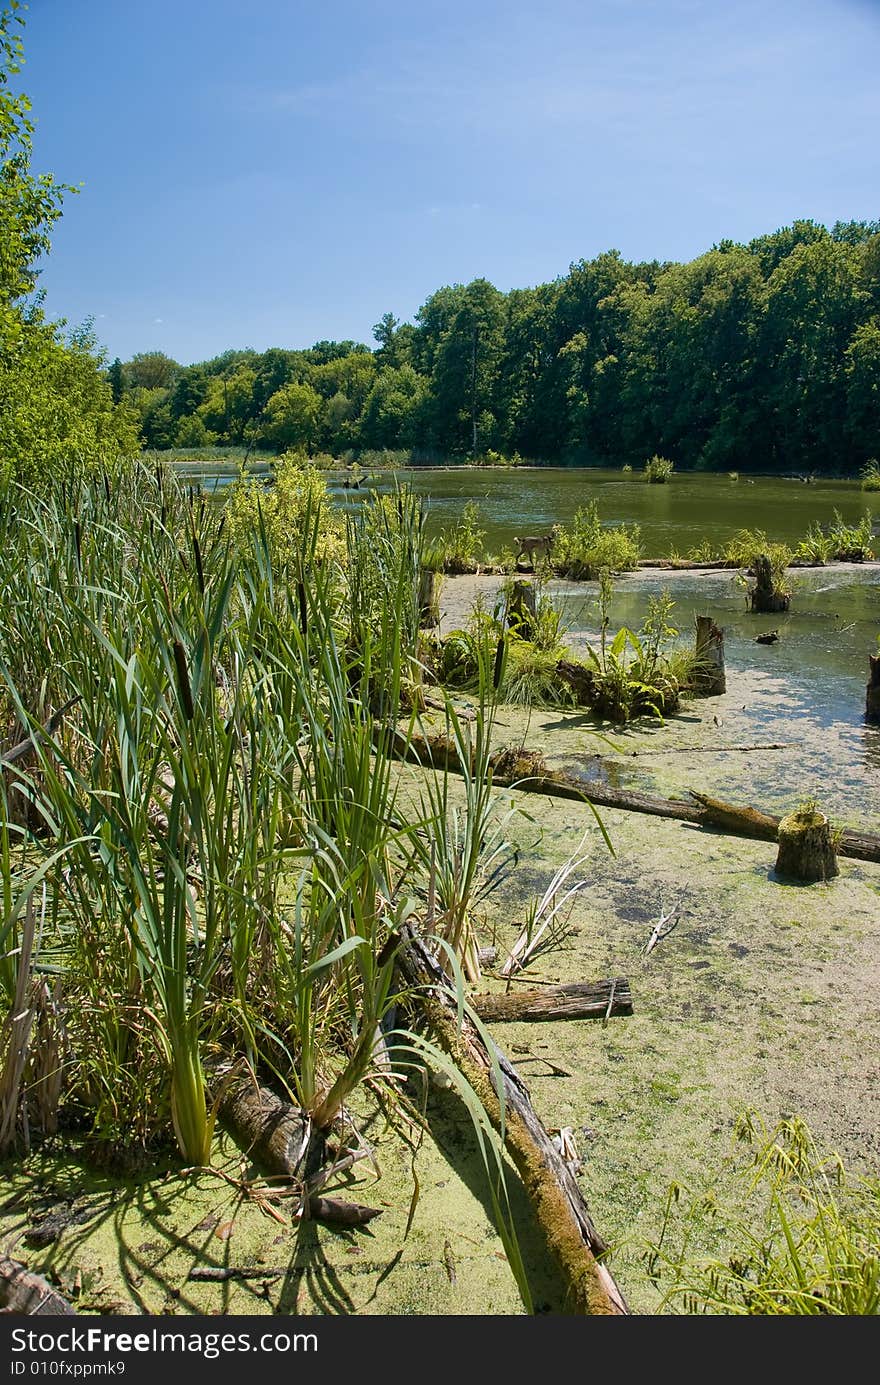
645,455,674,483
828,509,874,561
644,1111,880,1314
793,523,834,566
434,501,487,573
859,459,880,492
552,501,641,579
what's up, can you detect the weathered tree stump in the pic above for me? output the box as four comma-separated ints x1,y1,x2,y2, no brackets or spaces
554,658,596,705
866,654,880,725
418,567,441,627
748,555,790,614
775,807,839,882
506,580,537,639
692,615,726,695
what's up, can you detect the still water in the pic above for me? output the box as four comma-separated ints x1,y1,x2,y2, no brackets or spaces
176,460,880,825
175,460,880,556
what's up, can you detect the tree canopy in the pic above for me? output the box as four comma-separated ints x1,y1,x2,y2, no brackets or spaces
121,218,880,475
0,2,137,486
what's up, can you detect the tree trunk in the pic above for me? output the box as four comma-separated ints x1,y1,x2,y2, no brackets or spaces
554,659,596,705
379,729,880,864
472,978,632,1023
693,615,726,695
866,654,880,725
0,1257,76,1315
775,810,839,882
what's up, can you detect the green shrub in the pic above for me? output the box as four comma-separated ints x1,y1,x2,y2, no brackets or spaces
435,501,487,573
828,509,874,561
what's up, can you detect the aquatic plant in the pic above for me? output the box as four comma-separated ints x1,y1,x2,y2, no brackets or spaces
552,501,641,578
644,1112,880,1314
434,501,487,573
859,459,880,492
645,455,674,483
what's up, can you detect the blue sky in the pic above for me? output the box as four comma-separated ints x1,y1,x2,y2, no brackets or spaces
17,0,880,364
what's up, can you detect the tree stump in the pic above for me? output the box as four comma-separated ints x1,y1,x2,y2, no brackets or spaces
866,653,880,725
748,554,790,614
506,580,537,640
775,808,839,882
418,568,441,627
692,615,726,695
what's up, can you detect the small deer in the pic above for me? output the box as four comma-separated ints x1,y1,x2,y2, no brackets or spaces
514,529,557,567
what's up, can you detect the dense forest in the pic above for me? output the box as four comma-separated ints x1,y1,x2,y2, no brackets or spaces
117,220,880,475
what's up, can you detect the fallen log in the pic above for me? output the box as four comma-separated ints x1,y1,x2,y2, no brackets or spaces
388,729,880,865
210,1066,310,1179
397,926,628,1315
0,1256,76,1315
690,791,880,867
472,978,632,1024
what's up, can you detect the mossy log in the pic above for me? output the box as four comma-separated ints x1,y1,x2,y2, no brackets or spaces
472,978,632,1023
748,554,791,613
0,1256,77,1315
775,811,839,882
693,615,726,695
397,927,628,1315
867,654,880,725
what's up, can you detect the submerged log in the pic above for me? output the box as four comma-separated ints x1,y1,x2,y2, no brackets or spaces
867,654,880,725
397,927,628,1315
775,809,839,883
472,979,632,1024
0,1257,76,1315
692,615,726,695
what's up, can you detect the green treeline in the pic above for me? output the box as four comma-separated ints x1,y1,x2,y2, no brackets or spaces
122,219,880,475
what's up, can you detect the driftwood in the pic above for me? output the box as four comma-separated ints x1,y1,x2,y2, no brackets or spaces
472,979,632,1024
1,697,81,769
389,729,880,865
0,1256,76,1315
397,927,627,1315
